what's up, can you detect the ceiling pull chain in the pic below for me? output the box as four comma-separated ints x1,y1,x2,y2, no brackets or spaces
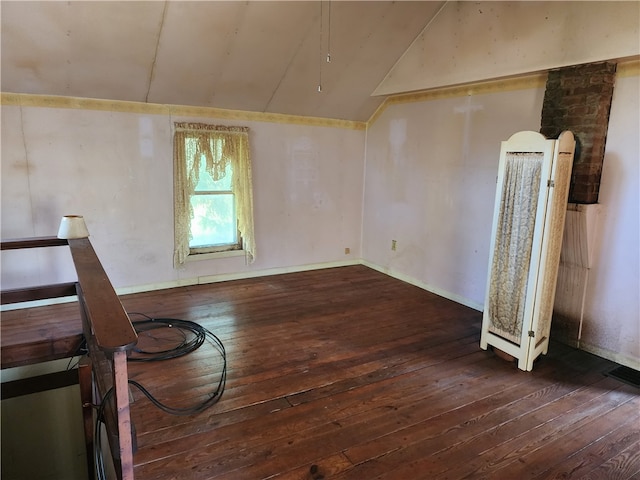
326,0,332,63
318,0,323,92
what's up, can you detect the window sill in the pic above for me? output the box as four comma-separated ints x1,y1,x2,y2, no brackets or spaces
185,250,247,262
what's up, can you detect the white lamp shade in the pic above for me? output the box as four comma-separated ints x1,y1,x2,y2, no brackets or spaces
57,215,90,239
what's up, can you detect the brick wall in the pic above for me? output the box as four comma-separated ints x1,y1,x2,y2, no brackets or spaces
540,62,616,204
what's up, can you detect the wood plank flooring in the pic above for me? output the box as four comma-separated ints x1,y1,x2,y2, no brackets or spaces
1,300,83,368
109,265,640,480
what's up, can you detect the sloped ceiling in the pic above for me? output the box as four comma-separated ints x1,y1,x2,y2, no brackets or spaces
1,1,444,122
376,1,640,96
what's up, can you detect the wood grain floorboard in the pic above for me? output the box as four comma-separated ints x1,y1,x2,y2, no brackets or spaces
521,397,640,479
7,265,638,479
119,266,640,480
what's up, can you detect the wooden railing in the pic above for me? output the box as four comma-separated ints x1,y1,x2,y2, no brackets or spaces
1,236,138,479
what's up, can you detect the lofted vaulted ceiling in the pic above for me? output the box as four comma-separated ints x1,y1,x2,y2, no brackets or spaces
1,1,444,122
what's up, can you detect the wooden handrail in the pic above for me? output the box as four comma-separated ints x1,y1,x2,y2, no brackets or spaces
1,234,138,479
1,236,68,250
77,285,134,480
1,237,77,305
1,282,78,304
67,238,137,352
68,238,137,480
1,236,137,353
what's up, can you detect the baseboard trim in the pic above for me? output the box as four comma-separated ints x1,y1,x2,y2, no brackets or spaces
360,260,483,312
4,259,638,370
577,341,640,371
0,259,361,311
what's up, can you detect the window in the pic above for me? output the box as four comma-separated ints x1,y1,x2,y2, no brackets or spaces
190,157,238,252
173,123,255,267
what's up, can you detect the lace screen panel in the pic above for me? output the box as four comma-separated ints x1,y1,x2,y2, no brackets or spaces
534,152,572,341
487,152,544,344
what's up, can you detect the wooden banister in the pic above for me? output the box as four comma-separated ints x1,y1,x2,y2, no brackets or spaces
1,236,68,250
1,234,138,479
67,238,137,352
66,238,137,480
78,287,134,480
1,282,78,304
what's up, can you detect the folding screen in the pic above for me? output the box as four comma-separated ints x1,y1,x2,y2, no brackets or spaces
480,131,576,371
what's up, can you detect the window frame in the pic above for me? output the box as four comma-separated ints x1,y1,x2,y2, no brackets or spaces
188,185,242,255
173,122,255,267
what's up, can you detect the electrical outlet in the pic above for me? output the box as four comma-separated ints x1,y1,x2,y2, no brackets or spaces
345,247,350,255
391,240,397,251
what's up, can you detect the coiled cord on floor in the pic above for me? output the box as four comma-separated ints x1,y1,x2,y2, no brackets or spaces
128,313,208,361
93,312,227,479
127,313,227,414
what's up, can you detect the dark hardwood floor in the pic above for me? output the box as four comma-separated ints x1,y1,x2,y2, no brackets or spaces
110,265,640,480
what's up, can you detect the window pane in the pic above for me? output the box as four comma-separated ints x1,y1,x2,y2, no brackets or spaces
189,194,237,247
194,158,233,192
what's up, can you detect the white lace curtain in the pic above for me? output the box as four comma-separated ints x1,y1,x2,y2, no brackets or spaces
173,123,256,267
487,152,543,343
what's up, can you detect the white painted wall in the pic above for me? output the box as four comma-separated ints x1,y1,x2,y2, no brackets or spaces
0,103,364,480
579,73,640,367
362,87,546,309
362,71,640,369
1,106,365,292
376,1,640,96
1,70,638,480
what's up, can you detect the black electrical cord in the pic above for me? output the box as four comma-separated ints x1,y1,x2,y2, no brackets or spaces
126,312,227,414
93,313,227,479
127,313,208,362
127,376,226,416
65,336,88,370
94,387,114,480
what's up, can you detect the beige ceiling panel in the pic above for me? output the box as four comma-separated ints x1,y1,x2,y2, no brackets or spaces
65,2,165,101
147,2,247,107
2,1,442,122
1,2,70,95
375,1,640,96
210,2,318,113
266,2,441,121
312,2,444,120
252,5,321,118
265,1,385,120
1,1,165,101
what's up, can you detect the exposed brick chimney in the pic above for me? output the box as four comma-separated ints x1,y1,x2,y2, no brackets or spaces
540,62,616,204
